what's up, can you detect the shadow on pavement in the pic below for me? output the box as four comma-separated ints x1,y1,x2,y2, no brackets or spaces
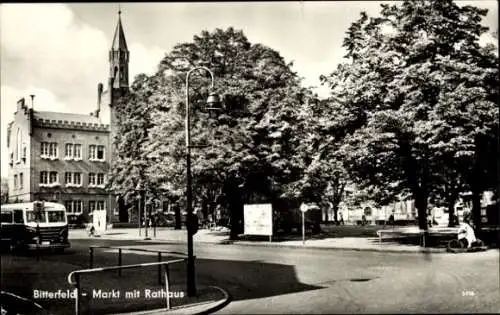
0,291,50,315
196,258,322,302
1,245,322,315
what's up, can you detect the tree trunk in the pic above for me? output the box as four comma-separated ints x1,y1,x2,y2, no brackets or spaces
225,177,244,240
470,135,484,238
174,204,182,230
333,204,339,225
228,200,243,240
447,191,458,227
471,188,482,238
201,199,209,220
415,195,429,247
118,196,128,223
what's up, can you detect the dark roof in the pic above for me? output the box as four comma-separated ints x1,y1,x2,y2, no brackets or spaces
111,14,128,51
34,111,103,125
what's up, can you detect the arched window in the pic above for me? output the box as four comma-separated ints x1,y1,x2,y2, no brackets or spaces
16,128,21,161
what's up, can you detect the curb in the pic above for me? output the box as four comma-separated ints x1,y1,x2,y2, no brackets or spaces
221,240,449,254
195,286,231,315
72,234,452,254
110,286,230,315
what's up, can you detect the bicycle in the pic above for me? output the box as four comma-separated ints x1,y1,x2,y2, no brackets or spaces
447,238,485,253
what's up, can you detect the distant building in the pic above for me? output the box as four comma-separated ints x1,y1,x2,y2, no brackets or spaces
6,12,130,224
1,177,8,203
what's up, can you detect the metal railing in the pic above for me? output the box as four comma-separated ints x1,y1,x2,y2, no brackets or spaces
88,246,188,285
67,258,189,315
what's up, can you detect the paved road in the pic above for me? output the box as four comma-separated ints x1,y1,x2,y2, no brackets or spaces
1,239,498,314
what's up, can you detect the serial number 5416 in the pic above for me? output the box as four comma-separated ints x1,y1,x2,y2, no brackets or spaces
462,290,476,297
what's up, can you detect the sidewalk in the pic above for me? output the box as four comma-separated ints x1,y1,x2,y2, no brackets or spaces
69,227,450,253
110,286,230,315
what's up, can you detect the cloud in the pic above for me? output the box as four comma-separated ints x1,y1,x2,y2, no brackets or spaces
129,43,165,81
0,4,168,177
0,4,109,92
0,85,69,176
479,31,497,47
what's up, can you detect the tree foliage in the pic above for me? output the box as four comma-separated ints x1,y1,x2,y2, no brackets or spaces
322,0,498,233
110,27,333,238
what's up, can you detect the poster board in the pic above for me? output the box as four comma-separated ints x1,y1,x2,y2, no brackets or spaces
92,210,107,234
244,204,273,236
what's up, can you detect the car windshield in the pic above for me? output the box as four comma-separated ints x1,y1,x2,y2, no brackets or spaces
26,211,47,223
47,211,66,223
1,211,13,223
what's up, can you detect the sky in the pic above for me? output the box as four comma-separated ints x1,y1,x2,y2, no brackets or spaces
0,1,498,178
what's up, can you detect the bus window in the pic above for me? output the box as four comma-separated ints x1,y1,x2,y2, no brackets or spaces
1,211,13,223
13,210,24,223
27,211,46,223
48,211,65,223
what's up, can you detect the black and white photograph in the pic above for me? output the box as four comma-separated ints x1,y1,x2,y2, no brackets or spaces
1,1,498,314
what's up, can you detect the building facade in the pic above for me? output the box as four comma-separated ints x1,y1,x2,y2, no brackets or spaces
6,13,129,225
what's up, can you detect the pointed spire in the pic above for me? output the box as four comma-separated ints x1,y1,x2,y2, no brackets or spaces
111,9,128,51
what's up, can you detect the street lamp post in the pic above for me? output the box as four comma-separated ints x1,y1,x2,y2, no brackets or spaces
185,67,221,297
143,189,150,240
136,182,148,239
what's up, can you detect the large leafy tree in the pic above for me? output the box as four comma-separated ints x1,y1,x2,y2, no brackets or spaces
322,0,498,242
107,74,159,222
140,28,312,239
285,97,351,224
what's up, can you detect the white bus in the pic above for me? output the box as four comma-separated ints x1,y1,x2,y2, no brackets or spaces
1,201,70,251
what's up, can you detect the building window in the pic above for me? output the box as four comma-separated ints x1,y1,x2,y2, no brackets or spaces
49,171,58,184
89,201,96,212
89,173,96,186
97,145,105,160
89,145,105,161
74,144,82,159
65,200,73,213
22,147,27,161
19,173,23,189
41,142,50,156
65,172,73,184
40,171,48,184
14,175,18,190
65,143,82,160
74,173,82,185
97,201,105,210
90,200,108,213
49,143,58,158
89,145,96,160
65,144,73,158
73,200,83,214
65,172,82,187
41,142,58,159
97,173,105,186
16,128,21,162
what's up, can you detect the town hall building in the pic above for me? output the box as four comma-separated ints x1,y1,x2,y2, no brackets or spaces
6,12,129,225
